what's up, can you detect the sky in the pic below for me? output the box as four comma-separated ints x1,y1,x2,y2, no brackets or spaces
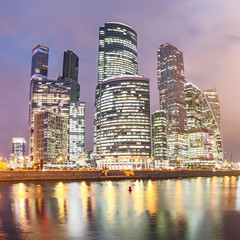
0,0,240,161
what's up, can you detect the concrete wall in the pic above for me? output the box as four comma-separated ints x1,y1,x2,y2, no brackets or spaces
0,170,239,182
134,170,240,179
0,170,102,181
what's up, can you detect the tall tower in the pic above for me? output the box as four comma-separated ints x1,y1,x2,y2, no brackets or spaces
98,22,138,83
184,82,202,130
202,88,223,160
30,45,49,80
95,76,151,169
63,50,79,82
157,43,187,163
152,111,168,168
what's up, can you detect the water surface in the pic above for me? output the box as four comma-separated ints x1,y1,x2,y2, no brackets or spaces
0,177,240,240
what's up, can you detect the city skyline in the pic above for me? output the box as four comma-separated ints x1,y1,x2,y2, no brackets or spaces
0,0,240,160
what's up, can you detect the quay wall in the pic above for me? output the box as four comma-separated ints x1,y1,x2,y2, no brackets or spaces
133,170,240,179
0,170,239,182
0,170,102,182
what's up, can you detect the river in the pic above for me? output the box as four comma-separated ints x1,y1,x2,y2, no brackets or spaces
0,177,239,239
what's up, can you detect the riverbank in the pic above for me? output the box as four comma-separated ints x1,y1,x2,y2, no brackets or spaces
0,170,239,182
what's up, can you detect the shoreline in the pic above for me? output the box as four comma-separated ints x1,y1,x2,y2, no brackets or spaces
0,170,239,182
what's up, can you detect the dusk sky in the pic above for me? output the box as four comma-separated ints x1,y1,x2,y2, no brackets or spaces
0,0,240,161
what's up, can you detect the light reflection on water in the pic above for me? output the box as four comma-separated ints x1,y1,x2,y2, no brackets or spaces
0,178,239,239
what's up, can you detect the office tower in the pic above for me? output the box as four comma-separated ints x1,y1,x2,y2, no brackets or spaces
12,137,26,158
30,45,49,80
29,48,85,164
152,111,168,168
188,128,213,160
33,111,68,164
69,102,85,165
98,22,138,83
63,50,79,82
157,43,187,163
95,75,151,169
202,88,223,160
29,79,72,161
184,82,202,130
94,22,138,162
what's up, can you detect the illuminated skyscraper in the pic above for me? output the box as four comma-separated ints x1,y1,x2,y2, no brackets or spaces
29,48,85,163
184,82,202,130
63,50,79,82
30,45,49,80
202,88,223,160
29,79,72,161
95,75,151,169
69,102,85,165
94,22,139,162
157,43,187,163
152,111,168,168
33,111,68,164
98,22,138,83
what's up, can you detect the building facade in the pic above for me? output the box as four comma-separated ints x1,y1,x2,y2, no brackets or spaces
98,22,138,83
184,82,202,130
33,111,68,164
28,48,85,164
152,111,168,168
30,45,49,80
157,43,187,163
95,76,151,169
69,102,85,165
202,88,223,160
188,128,213,160
63,50,79,82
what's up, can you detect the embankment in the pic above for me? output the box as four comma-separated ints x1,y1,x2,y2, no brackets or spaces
0,170,239,182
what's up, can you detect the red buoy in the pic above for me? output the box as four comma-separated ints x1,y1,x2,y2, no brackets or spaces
128,186,132,192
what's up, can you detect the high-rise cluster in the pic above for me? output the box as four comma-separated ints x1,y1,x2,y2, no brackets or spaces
28,45,85,167
22,22,223,170
153,43,223,167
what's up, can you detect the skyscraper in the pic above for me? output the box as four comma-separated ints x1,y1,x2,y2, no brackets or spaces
152,111,168,168
94,22,139,164
157,43,187,163
69,102,85,164
98,22,138,83
184,82,202,130
28,47,85,164
33,111,68,164
202,88,223,160
95,75,151,169
63,50,79,82
30,45,49,80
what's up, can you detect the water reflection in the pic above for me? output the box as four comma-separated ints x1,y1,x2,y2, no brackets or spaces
0,177,238,239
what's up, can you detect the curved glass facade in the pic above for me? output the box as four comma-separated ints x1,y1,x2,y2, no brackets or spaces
98,22,138,83
95,76,151,168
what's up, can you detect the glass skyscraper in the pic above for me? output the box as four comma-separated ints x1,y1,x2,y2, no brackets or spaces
98,22,138,83
184,82,202,130
152,111,168,168
69,102,85,164
95,75,151,169
202,88,223,160
29,47,85,164
63,50,79,82
33,111,68,164
30,45,49,80
157,43,187,163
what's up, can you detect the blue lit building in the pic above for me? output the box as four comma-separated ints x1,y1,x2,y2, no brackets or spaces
30,45,49,80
